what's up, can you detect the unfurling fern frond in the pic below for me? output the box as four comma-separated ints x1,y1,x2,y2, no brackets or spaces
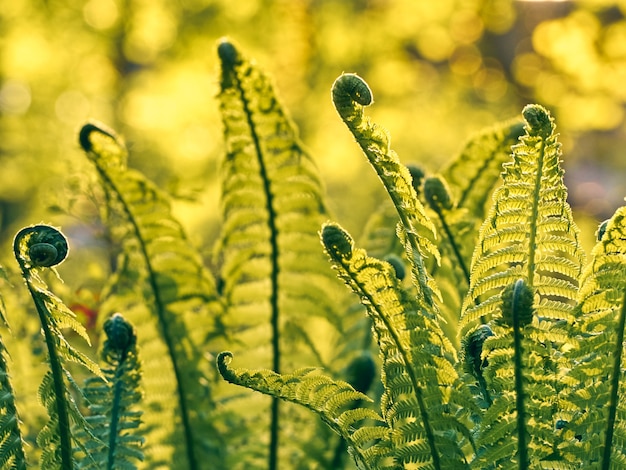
215,38,343,468
563,206,626,467
77,313,144,470
322,222,475,469
331,73,440,309
79,123,224,469
13,225,102,470
0,282,28,470
459,105,585,468
216,352,389,470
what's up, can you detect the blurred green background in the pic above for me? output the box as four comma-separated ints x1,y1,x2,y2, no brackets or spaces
1,0,625,260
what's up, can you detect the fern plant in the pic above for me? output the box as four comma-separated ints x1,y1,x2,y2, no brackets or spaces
218,71,626,469
12,225,103,469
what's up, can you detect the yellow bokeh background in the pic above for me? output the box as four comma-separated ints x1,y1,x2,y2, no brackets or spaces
1,0,625,255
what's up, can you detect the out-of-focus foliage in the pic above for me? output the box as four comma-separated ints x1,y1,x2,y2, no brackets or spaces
1,0,624,252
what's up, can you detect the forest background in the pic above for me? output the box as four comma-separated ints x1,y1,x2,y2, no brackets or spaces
0,0,625,357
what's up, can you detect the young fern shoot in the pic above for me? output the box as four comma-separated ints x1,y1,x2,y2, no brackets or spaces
78,313,144,470
13,225,102,470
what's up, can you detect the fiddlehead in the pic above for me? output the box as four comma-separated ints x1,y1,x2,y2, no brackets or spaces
14,224,69,271
331,73,373,113
331,73,441,310
13,224,101,470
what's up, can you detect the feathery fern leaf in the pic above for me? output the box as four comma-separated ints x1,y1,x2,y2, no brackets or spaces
322,222,475,469
441,119,525,220
13,225,102,470
0,287,28,470
331,73,440,310
77,313,144,470
563,206,626,468
79,123,224,469
459,105,585,468
460,104,585,333
215,38,342,468
216,352,389,470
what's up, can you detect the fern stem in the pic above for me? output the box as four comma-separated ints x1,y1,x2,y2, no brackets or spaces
92,167,199,470
526,136,546,289
433,207,470,284
231,58,281,470
511,279,529,470
107,349,129,470
30,290,74,470
601,289,626,469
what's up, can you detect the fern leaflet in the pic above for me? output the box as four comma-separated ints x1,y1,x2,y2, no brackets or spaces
0,284,28,470
215,38,342,469
331,73,440,310
217,352,388,470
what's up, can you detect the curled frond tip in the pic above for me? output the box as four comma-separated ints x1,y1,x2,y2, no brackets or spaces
332,73,373,109
13,224,69,269
522,104,554,138
104,313,136,354
79,121,119,152
321,223,354,260
217,38,239,67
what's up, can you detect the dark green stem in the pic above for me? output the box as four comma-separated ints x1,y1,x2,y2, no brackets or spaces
30,288,73,470
602,289,626,469
433,207,470,284
231,61,281,470
511,280,529,470
107,350,128,470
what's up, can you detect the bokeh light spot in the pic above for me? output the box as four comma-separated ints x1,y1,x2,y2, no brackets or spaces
449,45,482,76
0,80,32,115
55,90,91,124
83,0,119,30
417,25,454,62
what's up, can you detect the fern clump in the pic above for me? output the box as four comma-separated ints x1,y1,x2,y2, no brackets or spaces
217,61,626,470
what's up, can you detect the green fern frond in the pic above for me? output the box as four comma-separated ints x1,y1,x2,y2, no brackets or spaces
459,105,585,468
77,313,144,470
217,352,389,470
441,119,525,220
460,104,585,334
562,206,626,468
79,123,223,469
13,225,102,470
0,333,28,470
331,73,440,309
215,38,343,468
322,222,474,469
215,37,336,367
